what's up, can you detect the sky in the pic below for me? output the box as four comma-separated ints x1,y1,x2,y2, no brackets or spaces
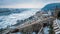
0,0,60,8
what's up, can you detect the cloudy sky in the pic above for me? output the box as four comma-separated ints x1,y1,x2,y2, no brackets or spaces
0,0,60,8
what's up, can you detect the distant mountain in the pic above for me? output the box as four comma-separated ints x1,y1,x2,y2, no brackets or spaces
42,3,60,11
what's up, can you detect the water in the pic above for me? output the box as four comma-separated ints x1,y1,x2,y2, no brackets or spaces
11,32,36,34
0,9,39,29
43,26,50,34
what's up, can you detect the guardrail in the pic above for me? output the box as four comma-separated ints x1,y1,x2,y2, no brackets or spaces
38,26,43,34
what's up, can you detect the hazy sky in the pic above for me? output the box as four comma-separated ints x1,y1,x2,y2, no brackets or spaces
0,0,60,8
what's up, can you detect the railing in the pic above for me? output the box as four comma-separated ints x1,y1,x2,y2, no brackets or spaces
38,26,43,34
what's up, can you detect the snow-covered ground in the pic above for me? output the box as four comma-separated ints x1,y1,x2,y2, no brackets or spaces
0,9,39,29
